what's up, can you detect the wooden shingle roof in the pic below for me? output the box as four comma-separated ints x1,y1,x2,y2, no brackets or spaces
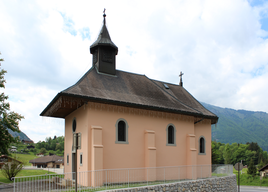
41,67,218,124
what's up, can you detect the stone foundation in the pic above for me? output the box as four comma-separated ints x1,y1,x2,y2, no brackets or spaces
104,175,237,192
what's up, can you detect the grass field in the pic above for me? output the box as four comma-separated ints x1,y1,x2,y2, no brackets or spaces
0,170,56,184
10,153,38,166
0,154,56,184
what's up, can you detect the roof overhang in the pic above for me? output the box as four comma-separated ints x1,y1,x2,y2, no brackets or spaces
40,93,218,124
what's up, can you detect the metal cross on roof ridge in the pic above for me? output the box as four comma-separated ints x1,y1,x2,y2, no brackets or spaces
179,71,184,87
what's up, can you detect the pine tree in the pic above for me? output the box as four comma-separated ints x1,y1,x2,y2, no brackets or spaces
0,52,24,155
258,159,265,170
247,158,257,176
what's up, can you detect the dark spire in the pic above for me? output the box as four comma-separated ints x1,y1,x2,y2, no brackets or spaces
89,10,118,75
90,10,118,54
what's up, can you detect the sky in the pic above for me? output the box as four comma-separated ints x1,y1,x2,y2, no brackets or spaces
0,0,268,143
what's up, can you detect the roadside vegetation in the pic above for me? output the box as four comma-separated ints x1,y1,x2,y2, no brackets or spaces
233,168,268,187
213,141,268,187
212,141,268,167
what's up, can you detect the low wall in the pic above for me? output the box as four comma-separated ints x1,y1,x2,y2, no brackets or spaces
104,175,237,192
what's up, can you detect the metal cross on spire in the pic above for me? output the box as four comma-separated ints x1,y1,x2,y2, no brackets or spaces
103,8,106,24
179,71,184,87
103,8,106,16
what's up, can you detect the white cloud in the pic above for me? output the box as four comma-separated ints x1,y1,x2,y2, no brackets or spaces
0,0,268,142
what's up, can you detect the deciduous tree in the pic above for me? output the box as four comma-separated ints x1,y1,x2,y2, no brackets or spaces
0,52,24,155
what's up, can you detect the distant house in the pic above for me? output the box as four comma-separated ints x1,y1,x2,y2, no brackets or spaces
29,155,64,168
10,146,17,152
0,155,23,169
26,145,35,149
22,139,34,144
36,153,44,157
258,164,268,177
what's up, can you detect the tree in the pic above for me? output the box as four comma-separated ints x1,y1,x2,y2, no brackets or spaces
0,52,24,155
258,159,265,170
247,158,257,176
211,141,219,164
223,144,232,164
39,148,47,154
1,160,23,180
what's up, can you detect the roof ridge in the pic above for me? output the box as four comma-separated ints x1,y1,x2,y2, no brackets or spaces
116,69,146,76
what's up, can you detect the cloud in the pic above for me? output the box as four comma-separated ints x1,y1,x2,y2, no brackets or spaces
0,0,268,142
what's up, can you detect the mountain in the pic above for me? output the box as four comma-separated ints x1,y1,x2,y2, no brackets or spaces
202,102,268,151
7,128,32,142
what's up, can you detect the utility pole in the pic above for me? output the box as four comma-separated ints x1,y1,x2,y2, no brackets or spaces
73,133,81,192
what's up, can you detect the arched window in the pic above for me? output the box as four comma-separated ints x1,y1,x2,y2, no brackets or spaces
115,118,129,144
118,121,126,141
168,126,174,144
166,124,176,146
199,136,206,155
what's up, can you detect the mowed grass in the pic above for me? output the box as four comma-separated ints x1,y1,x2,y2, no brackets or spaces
0,170,56,184
10,153,37,166
233,167,268,187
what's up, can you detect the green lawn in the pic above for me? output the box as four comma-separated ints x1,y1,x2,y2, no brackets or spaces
10,153,37,166
0,170,56,184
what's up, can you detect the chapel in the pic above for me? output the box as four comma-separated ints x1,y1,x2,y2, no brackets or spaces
41,13,218,178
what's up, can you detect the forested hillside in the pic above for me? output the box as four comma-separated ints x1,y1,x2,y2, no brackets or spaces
11,136,64,157
202,102,268,151
7,128,32,141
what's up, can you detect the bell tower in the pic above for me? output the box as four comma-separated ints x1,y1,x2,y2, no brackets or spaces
90,11,118,75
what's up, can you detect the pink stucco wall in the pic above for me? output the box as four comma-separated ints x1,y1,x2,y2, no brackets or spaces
64,102,212,173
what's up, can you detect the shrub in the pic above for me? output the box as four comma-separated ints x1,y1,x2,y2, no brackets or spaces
1,161,23,181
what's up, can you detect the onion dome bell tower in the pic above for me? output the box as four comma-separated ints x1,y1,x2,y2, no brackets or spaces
90,11,118,75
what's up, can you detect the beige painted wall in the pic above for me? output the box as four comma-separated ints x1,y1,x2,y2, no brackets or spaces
194,121,212,165
65,104,88,173
64,102,212,173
